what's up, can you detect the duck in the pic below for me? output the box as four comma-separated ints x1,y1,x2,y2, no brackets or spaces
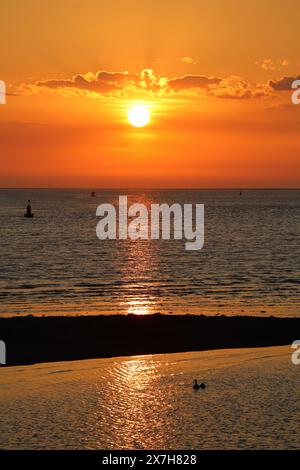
193,379,206,390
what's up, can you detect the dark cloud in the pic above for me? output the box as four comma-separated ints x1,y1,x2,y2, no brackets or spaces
168,75,222,90
269,74,300,91
36,72,131,94
215,90,268,100
35,69,268,100
36,69,164,94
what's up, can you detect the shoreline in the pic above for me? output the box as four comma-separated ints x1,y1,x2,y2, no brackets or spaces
1,313,299,367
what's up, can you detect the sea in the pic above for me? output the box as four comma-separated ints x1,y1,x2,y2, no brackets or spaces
0,189,299,317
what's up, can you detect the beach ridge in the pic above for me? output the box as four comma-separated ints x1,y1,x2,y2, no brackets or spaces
1,314,299,367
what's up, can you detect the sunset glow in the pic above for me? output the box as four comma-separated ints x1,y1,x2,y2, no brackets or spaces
0,1,300,188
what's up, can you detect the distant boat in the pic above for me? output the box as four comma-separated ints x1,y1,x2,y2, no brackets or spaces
91,191,96,197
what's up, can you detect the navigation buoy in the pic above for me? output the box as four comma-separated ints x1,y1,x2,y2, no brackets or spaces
24,200,34,218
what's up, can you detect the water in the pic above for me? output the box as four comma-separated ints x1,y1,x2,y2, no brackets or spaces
0,346,299,449
0,189,299,317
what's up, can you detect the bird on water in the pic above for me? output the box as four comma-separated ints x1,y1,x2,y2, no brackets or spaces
193,379,206,390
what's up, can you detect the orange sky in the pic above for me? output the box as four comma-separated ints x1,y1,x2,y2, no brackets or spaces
0,0,300,188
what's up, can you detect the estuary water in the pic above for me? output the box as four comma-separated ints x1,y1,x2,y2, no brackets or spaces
0,346,299,449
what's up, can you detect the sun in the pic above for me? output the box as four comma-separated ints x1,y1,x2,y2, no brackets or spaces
128,105,150,127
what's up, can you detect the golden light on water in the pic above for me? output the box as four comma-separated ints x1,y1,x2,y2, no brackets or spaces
117,195,159,316
126,300,152,316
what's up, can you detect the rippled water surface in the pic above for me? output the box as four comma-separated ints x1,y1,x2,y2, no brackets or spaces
0,189,299,316
0,346,299,449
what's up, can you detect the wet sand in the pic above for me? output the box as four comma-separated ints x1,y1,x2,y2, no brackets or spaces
1,314,300,366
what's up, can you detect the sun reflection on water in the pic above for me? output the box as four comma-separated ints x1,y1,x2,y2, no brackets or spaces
125,300,152,315
93,354,172,448
117,193,161,316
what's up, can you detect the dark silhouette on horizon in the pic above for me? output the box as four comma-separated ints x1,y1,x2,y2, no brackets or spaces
24,200,34,218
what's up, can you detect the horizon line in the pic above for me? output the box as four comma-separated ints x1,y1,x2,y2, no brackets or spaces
0,187,299,191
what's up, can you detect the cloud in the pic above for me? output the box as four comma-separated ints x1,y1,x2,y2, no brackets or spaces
178,56,199,65
168,75,222,90
280,59,290,67
211,76,269,100
37,71,135,94
256,58,291,71
36,70,223,96
269,74,300,91
256,59,276,71
34,69,269,100
215,90,265,100
36,69,167,95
